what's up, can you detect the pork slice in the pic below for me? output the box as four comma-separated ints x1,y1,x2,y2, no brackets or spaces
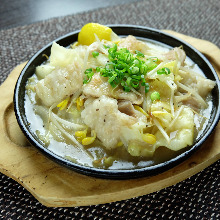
164,47,186,65
181,95,201,112
196,76,216,98
117,35,150,54
81,96,136,149
83,73,143,104
35,62,83,106
178,70,216,98
118,100,136,117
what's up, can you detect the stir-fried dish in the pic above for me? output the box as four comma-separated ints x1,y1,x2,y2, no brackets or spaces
25,23,216,169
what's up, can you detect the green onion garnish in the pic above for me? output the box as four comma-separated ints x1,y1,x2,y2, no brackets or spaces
83,44,159,93
135,50,145,58
145,83,150,93
83,68,94,84
150,91,160,101
92,51,99,58
157,67,171,75
103,45,110,49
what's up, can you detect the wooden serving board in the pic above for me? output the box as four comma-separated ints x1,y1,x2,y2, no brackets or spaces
0,31,219,207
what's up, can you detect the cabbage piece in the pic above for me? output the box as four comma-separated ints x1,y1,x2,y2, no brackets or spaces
87,53,109,69
151,101,173,127
50,42,75,67
148,61,177,91
36,65,55,79
96,53,109,66
151,101,171,112
50,42,85,67
163,60,176,73
154,107,194,151
121,122,156,157
152,111,173,127
149,80,171,102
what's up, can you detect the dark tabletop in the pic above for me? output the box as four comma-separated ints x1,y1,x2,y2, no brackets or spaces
0,0,219,219
0,0,140,30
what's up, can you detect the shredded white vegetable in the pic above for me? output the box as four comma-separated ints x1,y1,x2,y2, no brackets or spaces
146,92,151,112
166,105,184,131
51,112,86,130
175,92,192,103
176,81,207,108
153,117,170,143
147,61,169,78
94,33,100,43
130,87,142,97
48,103,58,123
50,113,93,159
141,86,147,111
94,34,109,55
180,66,203,77
67,90,82,111
170,89,175,116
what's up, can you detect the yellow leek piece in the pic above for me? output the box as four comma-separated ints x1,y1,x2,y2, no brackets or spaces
75,129,87,142
76,97,84,111
151,111,171,117
42,54,49,60
134,105,149,117
70,42,79,49
57,97,70,110
174,74,182,82
82,130,96,145
142,133,156,145
117,141,123,147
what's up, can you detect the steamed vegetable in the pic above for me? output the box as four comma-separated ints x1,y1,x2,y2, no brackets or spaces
25,23,215,169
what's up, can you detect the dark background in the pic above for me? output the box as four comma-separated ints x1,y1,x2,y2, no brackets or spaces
0,0,140,29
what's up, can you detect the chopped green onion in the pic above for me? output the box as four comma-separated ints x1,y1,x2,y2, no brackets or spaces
83,44,159,93
130,66,139,74
145,83,150,93
150,91,160,101
124,86,131,92
108,44,117,59
83,68,94,84
141,76,146,86
92,51,99,58
140,64,148,74
135,50,145,58
145,59,157,70
108,74,117,83
157,67,171,75
131,80,139,88
103,44,110,49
